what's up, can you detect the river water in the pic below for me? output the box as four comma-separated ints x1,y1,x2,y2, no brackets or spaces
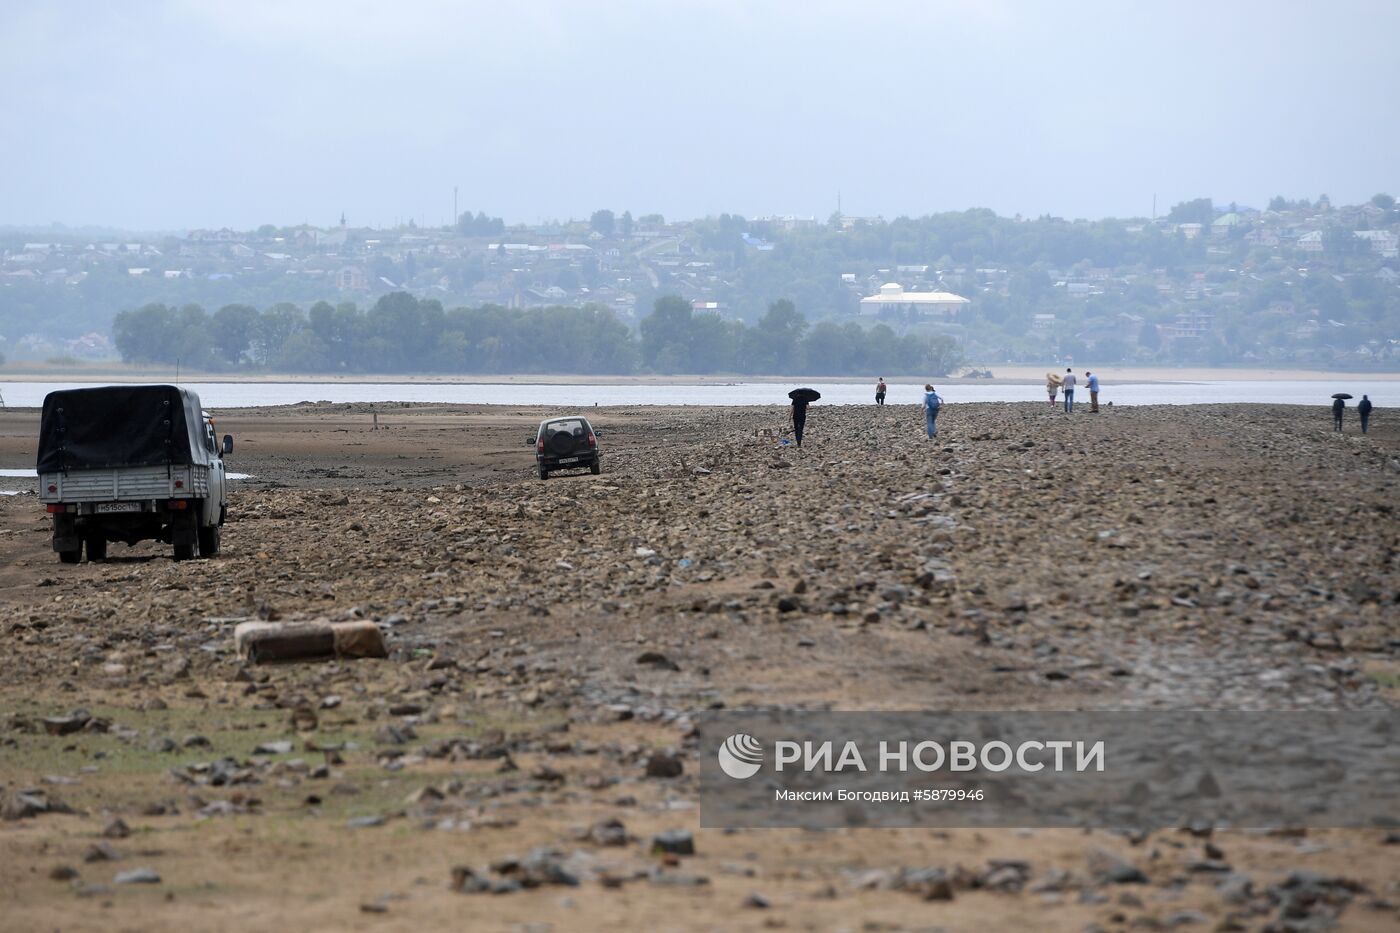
0,467,252,495
0,379,1390,409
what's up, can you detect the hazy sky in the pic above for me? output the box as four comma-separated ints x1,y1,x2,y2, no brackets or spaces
3,0,1397,231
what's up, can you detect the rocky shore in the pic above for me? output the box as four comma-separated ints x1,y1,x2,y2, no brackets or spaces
1,401,1396,931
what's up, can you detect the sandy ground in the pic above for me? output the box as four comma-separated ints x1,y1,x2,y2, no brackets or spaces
0,401,1397,932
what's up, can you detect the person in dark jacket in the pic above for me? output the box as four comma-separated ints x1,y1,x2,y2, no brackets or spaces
790,396,811,447
1332,396,1345,432
1358,395,1373,434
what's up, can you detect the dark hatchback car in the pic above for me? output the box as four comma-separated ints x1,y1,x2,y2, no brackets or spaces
530,416,602,479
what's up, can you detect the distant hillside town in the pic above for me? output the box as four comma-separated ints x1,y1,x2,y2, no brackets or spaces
2,194,1397,370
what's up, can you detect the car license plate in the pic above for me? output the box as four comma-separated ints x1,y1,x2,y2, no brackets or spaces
557,457,580,464
94,502,141,514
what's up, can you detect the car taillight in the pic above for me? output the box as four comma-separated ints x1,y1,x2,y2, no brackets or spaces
168,500,188,510
536,437,545,453
587,433,596,447
46,504,65,514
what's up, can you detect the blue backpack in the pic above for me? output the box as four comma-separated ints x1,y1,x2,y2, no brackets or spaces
925,391,940,413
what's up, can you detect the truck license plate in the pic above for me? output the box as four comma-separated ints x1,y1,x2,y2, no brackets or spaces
95,502,141,514
557,457,579,464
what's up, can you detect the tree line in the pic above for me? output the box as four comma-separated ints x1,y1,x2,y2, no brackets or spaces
111,292,963,377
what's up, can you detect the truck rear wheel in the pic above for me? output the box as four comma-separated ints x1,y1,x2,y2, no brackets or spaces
172,507,198,561
197,524,221,558
85,535,107,562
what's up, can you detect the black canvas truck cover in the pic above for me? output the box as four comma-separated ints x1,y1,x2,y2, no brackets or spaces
36,385,212,473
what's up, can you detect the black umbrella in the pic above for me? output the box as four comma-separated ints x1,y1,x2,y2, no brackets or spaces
1332,393,1353,400
788,388,821,403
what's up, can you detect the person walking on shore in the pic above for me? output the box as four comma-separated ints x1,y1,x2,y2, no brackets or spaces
1046,374,1059,408
1061,368,1077,413
922,384,942,439
791,395,811,447
1086,371,1100,413
1332,396,1345,432
1358,394,1373,434
875,378,887,406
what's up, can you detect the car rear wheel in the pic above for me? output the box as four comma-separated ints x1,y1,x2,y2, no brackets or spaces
85,535,107,562
539,465,549,480
590,460,601,475
58,548,81,564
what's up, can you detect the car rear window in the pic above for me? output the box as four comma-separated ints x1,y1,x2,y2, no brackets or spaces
543,419,588,437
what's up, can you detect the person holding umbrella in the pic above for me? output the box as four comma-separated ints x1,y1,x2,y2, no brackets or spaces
1332,393,1350,432
788,388,820,447
1358,394,1373,434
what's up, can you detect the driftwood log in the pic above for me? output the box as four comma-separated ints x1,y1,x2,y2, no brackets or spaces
234,620,387,664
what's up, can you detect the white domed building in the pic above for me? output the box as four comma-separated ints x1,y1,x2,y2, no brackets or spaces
858,282,969,319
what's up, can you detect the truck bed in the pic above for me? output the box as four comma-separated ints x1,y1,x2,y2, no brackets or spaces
39,465,211,503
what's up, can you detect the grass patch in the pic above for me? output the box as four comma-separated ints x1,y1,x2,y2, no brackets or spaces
2,698,563,816
3,703,283,777
1366,670,1400,690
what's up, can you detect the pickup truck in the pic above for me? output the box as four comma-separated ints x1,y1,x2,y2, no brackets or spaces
37,385,233,563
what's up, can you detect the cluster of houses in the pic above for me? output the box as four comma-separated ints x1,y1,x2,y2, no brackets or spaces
2,199,1396,365
833,201,1399,364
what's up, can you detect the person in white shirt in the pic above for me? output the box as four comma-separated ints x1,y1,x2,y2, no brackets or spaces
1061,368,1077,413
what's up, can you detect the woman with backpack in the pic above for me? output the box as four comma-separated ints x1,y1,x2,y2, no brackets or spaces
922,384,942,439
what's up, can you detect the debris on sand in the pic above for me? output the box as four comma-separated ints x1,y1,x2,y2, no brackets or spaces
2,789,75,821
234,619,387,663
451,848,585,894
650,830,695,857
113,868,161,885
